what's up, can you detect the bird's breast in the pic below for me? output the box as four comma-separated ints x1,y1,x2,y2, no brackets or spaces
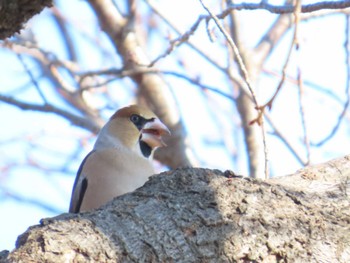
79,148,155,211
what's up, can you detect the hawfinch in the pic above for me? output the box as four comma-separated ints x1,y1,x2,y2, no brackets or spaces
69,105,170,213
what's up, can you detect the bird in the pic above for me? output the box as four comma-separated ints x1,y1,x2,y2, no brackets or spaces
69,105,170,213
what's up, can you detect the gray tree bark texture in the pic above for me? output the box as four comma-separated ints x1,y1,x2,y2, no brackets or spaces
0,0,52,39
2,155,350,263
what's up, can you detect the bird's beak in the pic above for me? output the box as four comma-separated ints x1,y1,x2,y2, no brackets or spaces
141,118,171,148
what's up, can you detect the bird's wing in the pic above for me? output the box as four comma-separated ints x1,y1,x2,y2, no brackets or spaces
69,150,95,213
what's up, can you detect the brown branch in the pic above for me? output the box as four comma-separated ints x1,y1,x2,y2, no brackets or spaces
301,8,350,20
80,67,236,101
147,0,349,76
199,0,269,179
226,1,350,14
0,93,100,133
254,7,294,69
51,7,78,62
222,1,268,179
255,0,303,170
6,162,350,262
252,0,345,69
262,0,301,110
3,40,103,123
148,15,205,67
87,0,198,168
199,0,258,107
145,0,254,99
225,0,245,64
145,0,225,71
83,66,313,174
145,0,248,91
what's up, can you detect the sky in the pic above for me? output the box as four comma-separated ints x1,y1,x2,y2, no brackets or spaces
1,0,350,250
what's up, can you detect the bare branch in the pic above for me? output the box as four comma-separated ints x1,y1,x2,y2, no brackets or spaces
226,1,350,14
148,0,349,73
145,0,224,71
2,40,100,119
0,93,100,133
87,0,198,168
253,3,350,65
149,15,205,67
145,0,247,89
254,9,293,68
297,69,311,165
199,0,269,178
145,0,253,94
80,67,236,101
16,53,48,104
312,14,350,147
301,8,350,20
262,0,301,109
199,0,258,107
265,113,307,166
51,7,78,62
1,187,61,214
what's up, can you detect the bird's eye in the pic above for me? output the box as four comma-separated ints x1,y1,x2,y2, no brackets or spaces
130,114,141,124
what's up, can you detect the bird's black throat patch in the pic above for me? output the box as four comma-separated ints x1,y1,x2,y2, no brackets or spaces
139,140,152,158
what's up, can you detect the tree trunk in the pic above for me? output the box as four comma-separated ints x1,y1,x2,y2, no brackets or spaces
3,155,350,262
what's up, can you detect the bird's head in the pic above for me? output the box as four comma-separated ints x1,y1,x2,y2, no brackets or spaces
94,105,171,158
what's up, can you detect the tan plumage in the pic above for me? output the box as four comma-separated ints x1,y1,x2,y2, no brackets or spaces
69,105,170,213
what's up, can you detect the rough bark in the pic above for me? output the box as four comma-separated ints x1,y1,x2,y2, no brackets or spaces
0,0,52,39
3,155,350,262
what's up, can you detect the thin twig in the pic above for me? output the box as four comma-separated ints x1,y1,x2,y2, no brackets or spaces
16,54,48,104
297,69,311,165
147,0,350,70
295,0,309,163
4,40,100,118
149,15,205,67
265,112,307,166
145,0,255,97
261,113,269,179
0,93,100,133
312,14,350,147
79,67,236,101
262,68,344,104
200,0,257,105
145,0,243,83
199,0,269,178
145,0,214,67
263,0,302,110
0,188,61,214
51,7,78,62
146,0,215,65
301,8,350,21
226,1,350,14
